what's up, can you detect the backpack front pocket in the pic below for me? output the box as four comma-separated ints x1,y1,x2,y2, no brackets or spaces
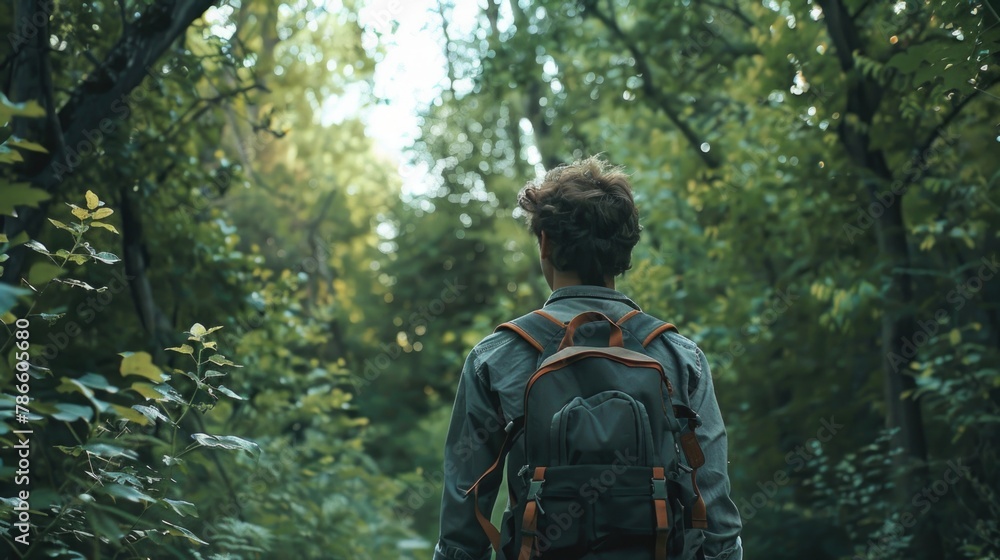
549,390,654,466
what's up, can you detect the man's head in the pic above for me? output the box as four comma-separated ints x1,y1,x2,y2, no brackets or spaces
517,155,641,290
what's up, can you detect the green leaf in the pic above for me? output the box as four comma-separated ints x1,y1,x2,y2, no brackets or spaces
51,403,94,422
161,520,208,546
53,277,105,291
5,136,49,153
132,404,169,423
0,144,24,164
0,92,46,119
161,498,199,518
92,251,121,264
102,483,155,503
23,239,49,255
119,352,166,382
215,385,245,400
130,381,184,404
82,442,138,460
0,283,32,315
48,218,74,232
162,455,186,466
56,377,109,411
34,311,65,324
0,183,50,217
77,373,118,392
27,261,64,286
191,433,260,459
207,354,241,367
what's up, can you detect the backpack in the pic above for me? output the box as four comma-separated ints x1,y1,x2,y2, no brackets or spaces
464,308,708,560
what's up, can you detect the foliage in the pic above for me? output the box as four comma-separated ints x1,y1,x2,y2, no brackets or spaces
0,0,997,559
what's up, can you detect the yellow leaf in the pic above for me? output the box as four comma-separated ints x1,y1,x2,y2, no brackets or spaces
71,207,90,220
130,382,164,400
188,323,207,339
85,190,99,210
110,404,150,425
949,328,961,345
166,344,194,355
91,207,114,220
90,221,119,234
119,352,165,381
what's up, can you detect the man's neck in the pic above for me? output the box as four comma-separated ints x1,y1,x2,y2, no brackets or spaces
551,272,615,291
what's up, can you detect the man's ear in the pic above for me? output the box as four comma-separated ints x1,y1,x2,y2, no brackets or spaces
539,230,551,259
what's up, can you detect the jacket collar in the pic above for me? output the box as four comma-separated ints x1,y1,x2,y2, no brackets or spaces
543,285,642,311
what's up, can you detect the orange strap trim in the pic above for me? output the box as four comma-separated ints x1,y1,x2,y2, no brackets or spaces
652,466,669,558
642,322,677,347
497,322,544,352
680,431,708,529
518,467,546,560
463,427,514,552
616,309,641,324
559,311,624,351
533,309,565,326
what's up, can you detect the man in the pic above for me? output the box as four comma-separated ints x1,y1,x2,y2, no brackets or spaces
434,156,743,560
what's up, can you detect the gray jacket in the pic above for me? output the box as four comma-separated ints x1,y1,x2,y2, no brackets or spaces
433,285,744,560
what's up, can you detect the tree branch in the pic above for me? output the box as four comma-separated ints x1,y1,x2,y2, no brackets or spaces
899,78,999,191
585,1,721,168
2,0,220,284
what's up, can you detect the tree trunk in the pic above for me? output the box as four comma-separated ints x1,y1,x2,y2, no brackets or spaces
817,1,941,557
1,0,219,283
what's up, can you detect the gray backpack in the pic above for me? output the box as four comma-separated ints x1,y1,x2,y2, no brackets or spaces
465,309,709,559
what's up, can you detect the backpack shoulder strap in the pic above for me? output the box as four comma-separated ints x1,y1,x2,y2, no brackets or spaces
464,310,565,552
615,309,678,347
618,310,709,530
494,309,567,356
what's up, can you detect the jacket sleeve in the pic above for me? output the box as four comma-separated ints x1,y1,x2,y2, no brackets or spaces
433,347,508,560
689,346,744,560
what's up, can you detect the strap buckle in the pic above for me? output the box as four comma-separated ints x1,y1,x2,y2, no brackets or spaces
651,477,667,500
527,479,544,501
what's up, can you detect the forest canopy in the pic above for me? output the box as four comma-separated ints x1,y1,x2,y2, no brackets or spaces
1,0,999,559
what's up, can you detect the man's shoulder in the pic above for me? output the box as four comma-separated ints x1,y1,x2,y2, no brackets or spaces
472,328,521,354
630,311,706,370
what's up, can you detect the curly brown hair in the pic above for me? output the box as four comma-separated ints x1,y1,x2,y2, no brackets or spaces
517,155,641,286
